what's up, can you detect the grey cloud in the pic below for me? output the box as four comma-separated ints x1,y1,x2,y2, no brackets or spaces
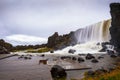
0,0,120,45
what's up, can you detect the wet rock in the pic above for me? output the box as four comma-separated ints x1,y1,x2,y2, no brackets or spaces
18,55,32,60
68,49,76,54
107,50,115,55
39,59,48,65
50,65,67,78
91,58,99,63
72,57,76,60
61,56,71,60
24,56,29,59
78,57,85,62
18,55,24,59
86,53,95,60
86,70,95,77
41,54,45,57
78,54,86,56
110,54,117,58
99,42,111,52
50,50,54,53
98,56,104,59
27,54,32,57
95,68,107,75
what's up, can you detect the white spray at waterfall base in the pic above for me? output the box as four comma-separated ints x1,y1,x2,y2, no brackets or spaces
55,42,104,54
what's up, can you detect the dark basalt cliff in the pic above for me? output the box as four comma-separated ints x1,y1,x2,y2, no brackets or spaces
110,3,120,52
47,32,76,49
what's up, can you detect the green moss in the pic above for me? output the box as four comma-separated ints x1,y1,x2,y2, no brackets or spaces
26,47,52,53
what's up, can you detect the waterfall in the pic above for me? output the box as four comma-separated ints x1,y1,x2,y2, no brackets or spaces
55,19,111,54
74,19,111,44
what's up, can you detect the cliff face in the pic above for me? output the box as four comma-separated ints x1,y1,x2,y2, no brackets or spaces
110,3,120,52
47,32,76,49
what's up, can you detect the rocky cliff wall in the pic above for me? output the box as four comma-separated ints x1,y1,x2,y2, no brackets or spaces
110,3,120,52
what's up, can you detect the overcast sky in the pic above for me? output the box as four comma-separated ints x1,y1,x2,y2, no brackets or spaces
0,0,120,45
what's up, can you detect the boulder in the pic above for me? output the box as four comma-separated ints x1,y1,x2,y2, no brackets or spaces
68,49,76,54
72,57,77,61
41,54,45,57
107,50,115,55
86,53,95,60
39,59,48,65
18,55,24,59
95,68,107,75
61,56,71,60
50,50,54,53
110,54,117,58
99,42,111,52
78,54,86,56
86,70,95,77
78,57,85,62
91,59,99,63
24,56,31,60
98,56,104,59
50,65,67,78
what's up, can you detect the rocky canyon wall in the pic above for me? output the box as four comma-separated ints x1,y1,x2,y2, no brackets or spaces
110,3,120,52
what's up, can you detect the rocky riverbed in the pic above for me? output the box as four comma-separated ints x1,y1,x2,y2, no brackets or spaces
0,52,118,80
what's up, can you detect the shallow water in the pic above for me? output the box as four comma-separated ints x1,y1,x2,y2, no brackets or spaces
0,53,117,80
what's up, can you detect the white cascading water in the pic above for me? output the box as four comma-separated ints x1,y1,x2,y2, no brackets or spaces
74,19,111,43
55,19,111,54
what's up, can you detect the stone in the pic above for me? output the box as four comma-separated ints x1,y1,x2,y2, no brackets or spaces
91,59,99,63
68,49,76,54
50,65,67,78
78,57,85,62
72,57,77,61
61,56,71,60
41,54,45,57
86,53,95,60
110,54,117,58
98,56,104,59
50,50,54,53
39,59,48,65
86,70,95,77
78,54,86,56
95,68,107,75
99,42,111,52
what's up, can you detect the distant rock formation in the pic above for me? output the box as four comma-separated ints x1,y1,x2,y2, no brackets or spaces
0,39,13,54
110,3,120,52
47,32,76,49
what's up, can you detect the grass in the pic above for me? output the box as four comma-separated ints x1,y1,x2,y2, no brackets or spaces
26,47,52,53
82,66,120,80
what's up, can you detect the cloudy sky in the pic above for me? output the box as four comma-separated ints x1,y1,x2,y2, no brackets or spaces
0,0,120,45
